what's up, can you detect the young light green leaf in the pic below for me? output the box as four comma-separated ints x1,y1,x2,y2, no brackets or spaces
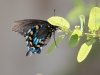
47,16,70,29
77,38,95,63
47,35,65,54
79,15,85,31
88,7,100,32
68,29,82,47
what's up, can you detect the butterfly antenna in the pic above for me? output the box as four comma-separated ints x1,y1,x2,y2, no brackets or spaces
53,32,58,48
54,9,55,16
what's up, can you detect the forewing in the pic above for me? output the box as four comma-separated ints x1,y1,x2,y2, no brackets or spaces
12,19,48,37
37,28,49,38
36,26,52,45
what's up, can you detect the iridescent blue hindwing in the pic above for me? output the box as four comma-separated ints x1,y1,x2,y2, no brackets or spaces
25,25,44,56
25,24,54,56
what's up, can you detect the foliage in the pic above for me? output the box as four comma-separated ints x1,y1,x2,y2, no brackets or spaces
47,7,100,63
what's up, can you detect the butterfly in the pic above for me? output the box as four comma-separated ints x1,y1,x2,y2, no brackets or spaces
12,19,59,56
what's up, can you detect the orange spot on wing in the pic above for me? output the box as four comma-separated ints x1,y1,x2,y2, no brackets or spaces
30,31,33,35
36,25,39,30
29,37,32,40
41,41,45,44
37,45,40,47
30,42,33,46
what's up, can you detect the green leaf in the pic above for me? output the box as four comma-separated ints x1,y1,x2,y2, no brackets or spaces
88,7,100,32
47,35,65,54
68,29,82,47
68,34,78,47
47,16,70,29
79,15,85,31
77,38,95,63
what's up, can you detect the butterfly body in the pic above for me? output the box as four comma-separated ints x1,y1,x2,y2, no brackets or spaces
12,19,58,56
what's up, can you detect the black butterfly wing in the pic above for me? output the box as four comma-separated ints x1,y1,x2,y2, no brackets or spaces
12,19,49,37
37,27,52,45
12,19,58,56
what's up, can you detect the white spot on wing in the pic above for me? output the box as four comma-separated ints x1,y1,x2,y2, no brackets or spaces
27,29,31,33
27,47,30,50
34,52,37,54
40,47,42,50
26,36,28,39
26,41,28,44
